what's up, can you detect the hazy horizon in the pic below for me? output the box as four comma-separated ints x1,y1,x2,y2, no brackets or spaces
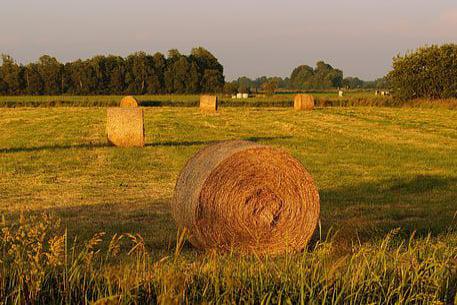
1,0,456,81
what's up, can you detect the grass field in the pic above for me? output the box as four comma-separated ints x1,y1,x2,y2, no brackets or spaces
0,92,373,108
1,92,456,110
0,106,456,303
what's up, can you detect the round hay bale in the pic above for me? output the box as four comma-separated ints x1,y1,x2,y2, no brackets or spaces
200,95,218,112
106,108,145,147
171,140,320,254
294,94,314,111
120,96,139,108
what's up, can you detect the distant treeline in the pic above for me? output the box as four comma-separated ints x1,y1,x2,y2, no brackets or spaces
0,47,391,96
0,47,225,95
225,61,388,95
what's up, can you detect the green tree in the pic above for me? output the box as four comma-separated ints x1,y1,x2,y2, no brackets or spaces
36,55,63,95
342,77,364,89
290,65,314,89
224,81,238,95
164,55,191,93
388,44,457,99
24,63,44,95
105,55,126,94
290,61,343,89
0,55,24,95
125,52,150,94
261,79,278,95
201,69,224,93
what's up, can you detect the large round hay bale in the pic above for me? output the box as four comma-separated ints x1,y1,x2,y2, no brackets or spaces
294,94,314,111
120,96,139,108
171,140,320,254
200,95,218,112
106,108,145,147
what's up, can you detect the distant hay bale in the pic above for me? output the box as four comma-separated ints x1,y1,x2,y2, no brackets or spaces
171,140,320,254
106,108,145,147
200,95,218,112
294,94,314,111
338,90,344,97
120,96,139,108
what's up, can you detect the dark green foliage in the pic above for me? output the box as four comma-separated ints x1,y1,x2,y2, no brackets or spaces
388,44,457,100
261,78,278,95
0,55,24,95
342,76,364,89
290,61,343,89
230,76,290,94
0,47,225,95
223,81,238,95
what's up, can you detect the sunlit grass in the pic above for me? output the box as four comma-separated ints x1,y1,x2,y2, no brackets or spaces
0,214,455,304
0,106,456,303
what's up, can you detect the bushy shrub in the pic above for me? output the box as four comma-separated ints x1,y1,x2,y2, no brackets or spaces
388,44,457,100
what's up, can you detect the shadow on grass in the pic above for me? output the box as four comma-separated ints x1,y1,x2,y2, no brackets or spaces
38,199,180,255
140,100,197,107
1,136,293,153
146,136,292,147
13,174,450,255
317,174,457,247
0,142,111,154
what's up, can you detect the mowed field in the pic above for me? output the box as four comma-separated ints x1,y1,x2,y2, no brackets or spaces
0,105,456,303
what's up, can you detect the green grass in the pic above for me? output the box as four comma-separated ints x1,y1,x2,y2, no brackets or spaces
0,106,456,303
1,92,457,109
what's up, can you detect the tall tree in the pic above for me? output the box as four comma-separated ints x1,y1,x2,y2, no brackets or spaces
24,63,44,95
1,55,24,95
290,61,342,89
36,55,63,95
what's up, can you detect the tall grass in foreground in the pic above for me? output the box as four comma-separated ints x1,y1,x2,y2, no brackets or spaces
0,214,456,305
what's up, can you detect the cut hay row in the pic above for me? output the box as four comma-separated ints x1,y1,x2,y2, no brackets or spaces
171,140,320,254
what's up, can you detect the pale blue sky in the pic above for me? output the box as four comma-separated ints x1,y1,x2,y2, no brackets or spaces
1,0,456,80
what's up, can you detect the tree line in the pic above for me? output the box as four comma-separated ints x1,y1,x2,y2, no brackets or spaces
224,61,386,95
0,47,225,95
1,47,397,96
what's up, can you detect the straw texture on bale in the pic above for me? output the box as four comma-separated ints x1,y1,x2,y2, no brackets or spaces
294,94,314,111
171,140,320,254
106,108,145,147
200,95,218,112
120,96,139,108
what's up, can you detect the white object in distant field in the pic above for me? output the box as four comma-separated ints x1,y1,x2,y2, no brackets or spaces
236,93,243,99
375,90,380,96
338,90,344,97
242,93,249,99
